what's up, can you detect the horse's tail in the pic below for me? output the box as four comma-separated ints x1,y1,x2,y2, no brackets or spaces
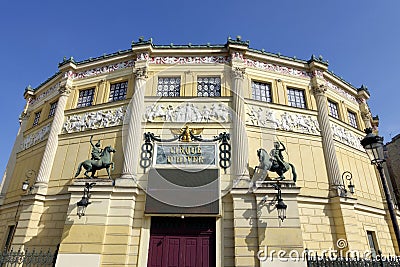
75,162,83,177
289,163,297,182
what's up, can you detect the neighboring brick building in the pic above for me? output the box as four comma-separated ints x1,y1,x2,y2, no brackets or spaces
0,37,397,266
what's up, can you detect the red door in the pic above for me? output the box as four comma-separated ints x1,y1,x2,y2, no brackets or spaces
148,217,216,267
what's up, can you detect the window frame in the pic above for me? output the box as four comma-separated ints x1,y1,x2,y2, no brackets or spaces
328,99,340,119
197,76,221,97
76,88,95,108
287,87,307,109
348,110,358,128
32,111,41,126
48,101,58,118
366,231,379,257
251,80,272,103
109,81,128,102
156,77,181,97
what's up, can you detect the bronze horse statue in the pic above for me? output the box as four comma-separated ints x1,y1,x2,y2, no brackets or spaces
75,146,116,179
255,148,297,182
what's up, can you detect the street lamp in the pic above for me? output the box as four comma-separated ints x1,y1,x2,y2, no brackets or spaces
77,182,95,218
338,171,355,196
272,183,287,222
360,128,400,249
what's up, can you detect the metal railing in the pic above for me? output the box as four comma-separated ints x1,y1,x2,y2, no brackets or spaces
0,248,57,267
306,251,400,267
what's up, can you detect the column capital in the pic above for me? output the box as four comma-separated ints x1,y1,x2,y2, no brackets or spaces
59,78,73,95
135,67,148,80
312,84,328,96
231,67,246,79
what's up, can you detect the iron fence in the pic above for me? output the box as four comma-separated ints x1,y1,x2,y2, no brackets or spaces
0,248,57,267
306,251,400,267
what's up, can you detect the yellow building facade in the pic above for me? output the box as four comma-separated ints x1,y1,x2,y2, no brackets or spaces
0,37,398,267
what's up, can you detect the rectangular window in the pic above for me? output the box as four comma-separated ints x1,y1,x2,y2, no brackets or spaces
328,100,339,119
197,77,221,97
4,225,15,251
77,88,95,108
287,88,306,108
48,101,58,118
109,81,128,102
348,111,358,128
367,231,378,257
157,77,181,97
252,81,272,102
33,111,41,126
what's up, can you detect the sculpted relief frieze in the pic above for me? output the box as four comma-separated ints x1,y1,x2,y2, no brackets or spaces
29,82,60,108
331,123,364,151
246,105,320,135
144,103,232,123
21,123,51,150
63,106,126,133
64,60,135,80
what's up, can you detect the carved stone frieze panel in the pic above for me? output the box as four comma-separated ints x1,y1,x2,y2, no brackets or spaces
63,106,126,133
144,102,231,123
331,123,364,151
21,123,51,150
29,82,60,108
246,105,320,135
64,60,135,80
149,56,231,65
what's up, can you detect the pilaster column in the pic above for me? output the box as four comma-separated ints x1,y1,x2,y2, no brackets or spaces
121,67,147,180
35,79,72,188
231,67,250,183
312,84,341,186
0,111,30,204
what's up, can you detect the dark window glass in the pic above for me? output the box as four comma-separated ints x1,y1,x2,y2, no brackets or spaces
157,77,180,97
4,225,15,251
197,77,221,97
367,231,378,257
109,81,128,102
77,88,95,108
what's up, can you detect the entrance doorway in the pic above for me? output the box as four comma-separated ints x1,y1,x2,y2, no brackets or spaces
147,217,216,267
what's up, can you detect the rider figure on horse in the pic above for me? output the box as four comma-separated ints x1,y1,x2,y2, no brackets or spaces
269,141,286,171
90,136,103,160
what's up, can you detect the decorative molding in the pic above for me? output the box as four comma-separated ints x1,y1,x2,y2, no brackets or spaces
29,82,60,107
21,123,51,150
244,58,311,78
231,51,244,61
136,52,149,61
331,123,364,151
232,67,246,79
149,56,231,65
64,60,135,80
63,106,126,133
144,103,231,123
135,67,148,79
326,81,357,103
246,105,320,135
312,84,328,96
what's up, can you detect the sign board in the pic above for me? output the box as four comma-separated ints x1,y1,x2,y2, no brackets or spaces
154,143,217,167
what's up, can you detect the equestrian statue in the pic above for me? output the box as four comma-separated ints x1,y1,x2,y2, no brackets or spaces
255,141,297,182
75,136,116,179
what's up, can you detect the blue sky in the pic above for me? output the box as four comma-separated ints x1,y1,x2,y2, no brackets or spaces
1,1,399,180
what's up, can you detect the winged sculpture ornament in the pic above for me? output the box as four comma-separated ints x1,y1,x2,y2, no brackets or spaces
170,125,204,142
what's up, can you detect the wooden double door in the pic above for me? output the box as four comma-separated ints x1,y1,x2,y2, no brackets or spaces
147,217,216,267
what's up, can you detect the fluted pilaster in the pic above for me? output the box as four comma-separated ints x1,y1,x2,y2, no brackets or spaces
312,84,341,187
121,67,147,179
231,67,249,181
35,81,71,187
